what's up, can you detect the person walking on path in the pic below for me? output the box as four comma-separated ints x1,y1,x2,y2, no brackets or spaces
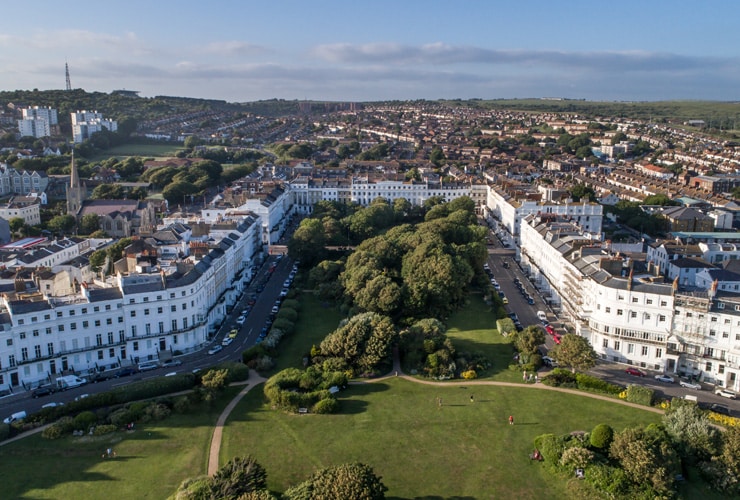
509,415,514,425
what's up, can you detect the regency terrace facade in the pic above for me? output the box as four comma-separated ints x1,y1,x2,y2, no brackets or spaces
0,216,261,391
519,214,740,393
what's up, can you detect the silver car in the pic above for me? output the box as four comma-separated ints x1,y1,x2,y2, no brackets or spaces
679,379,701,390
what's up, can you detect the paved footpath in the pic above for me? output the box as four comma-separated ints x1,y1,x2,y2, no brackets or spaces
207,370,266,475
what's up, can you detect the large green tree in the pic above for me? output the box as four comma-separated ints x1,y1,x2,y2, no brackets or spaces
610,426,680,496
288,218,327,268
549,334,597,372
47,214,77,234
78,213,101,235
319,312,396,374
283,463,387,500
511,326,546,361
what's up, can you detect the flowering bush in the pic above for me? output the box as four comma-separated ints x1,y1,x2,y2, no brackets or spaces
461,370,477,379
707,411,739,427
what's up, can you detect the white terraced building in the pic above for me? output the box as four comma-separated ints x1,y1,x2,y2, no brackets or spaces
519,213,740,392
0,216,262,390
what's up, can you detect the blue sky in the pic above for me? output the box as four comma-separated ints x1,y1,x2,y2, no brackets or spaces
1,0,739,102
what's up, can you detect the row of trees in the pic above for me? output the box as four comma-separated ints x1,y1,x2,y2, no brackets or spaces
536,401,740,497
173,456,387,500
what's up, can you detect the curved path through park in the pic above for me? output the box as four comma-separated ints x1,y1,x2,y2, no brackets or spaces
207,370,266,475
207,354,662,474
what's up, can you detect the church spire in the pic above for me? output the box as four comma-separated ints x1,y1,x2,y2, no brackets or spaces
69,149,79,189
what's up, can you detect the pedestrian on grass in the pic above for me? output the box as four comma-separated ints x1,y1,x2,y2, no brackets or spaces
470,394,474,403
509,415,514,425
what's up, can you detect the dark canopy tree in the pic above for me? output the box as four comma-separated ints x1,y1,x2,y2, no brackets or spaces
318,312,396,375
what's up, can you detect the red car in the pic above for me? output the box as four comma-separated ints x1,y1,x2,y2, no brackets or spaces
552,334,561,344
545,325,555,336
625,367,645,377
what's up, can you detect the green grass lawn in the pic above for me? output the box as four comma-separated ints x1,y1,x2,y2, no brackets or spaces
445,293,521,382
0,386,241,499
221,378,663,499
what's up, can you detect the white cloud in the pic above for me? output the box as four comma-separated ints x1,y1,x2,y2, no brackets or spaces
199,41,268,56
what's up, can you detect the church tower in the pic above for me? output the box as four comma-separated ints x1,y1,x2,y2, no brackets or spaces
66,151,85,215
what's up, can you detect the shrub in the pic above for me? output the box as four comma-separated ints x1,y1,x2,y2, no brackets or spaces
584,463,630,498
243,344,271,364
173,396,192,414
529,353,543,370
590,424,614,450
207,361,250,383
313,398,339,414
560,446,594,469
624,384,655,406
146,403,172,421
73,411,98,431
707,411,740,427
534,433,568,467
247,355,275,372
41,424,64,440
109,408,136,428
460,369,477,379
541,368,577,388
575,373,623,395
277,307,298,323
92,424,117,436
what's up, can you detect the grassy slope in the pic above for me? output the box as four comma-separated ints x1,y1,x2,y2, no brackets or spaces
0,386,240,499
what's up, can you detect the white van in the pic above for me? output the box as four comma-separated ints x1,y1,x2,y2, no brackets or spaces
537,311,548,322
3,410,27,424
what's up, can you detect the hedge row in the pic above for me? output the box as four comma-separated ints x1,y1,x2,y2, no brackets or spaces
541,368,623,396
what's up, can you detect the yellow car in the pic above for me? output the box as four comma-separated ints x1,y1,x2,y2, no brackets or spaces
502,297,509,304
229,329,238,339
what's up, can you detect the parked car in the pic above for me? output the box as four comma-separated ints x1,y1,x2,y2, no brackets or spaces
221,337,234,346
228,329,238,339
271,305,279,314
710,403,731,416
138,361,160,372
32,386,55,398
3,410,27,424
115,367,137,378
545,325,555,336
654,374,675,384
551,333,561,344
679,379,702,390
625,367,645,377
208,345,223,355
41,402,64,409
715,388,737,399
161,359,183,368
542,356,558,367
236,316,246,325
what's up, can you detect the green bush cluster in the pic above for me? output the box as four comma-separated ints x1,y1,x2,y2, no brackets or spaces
92,424,117,436
574,373,623,395
624,384,655,406
264,367,345,414
30,374,197,426
542,369,623,396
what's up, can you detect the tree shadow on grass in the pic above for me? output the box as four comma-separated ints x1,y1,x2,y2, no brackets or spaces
338,381,390,415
